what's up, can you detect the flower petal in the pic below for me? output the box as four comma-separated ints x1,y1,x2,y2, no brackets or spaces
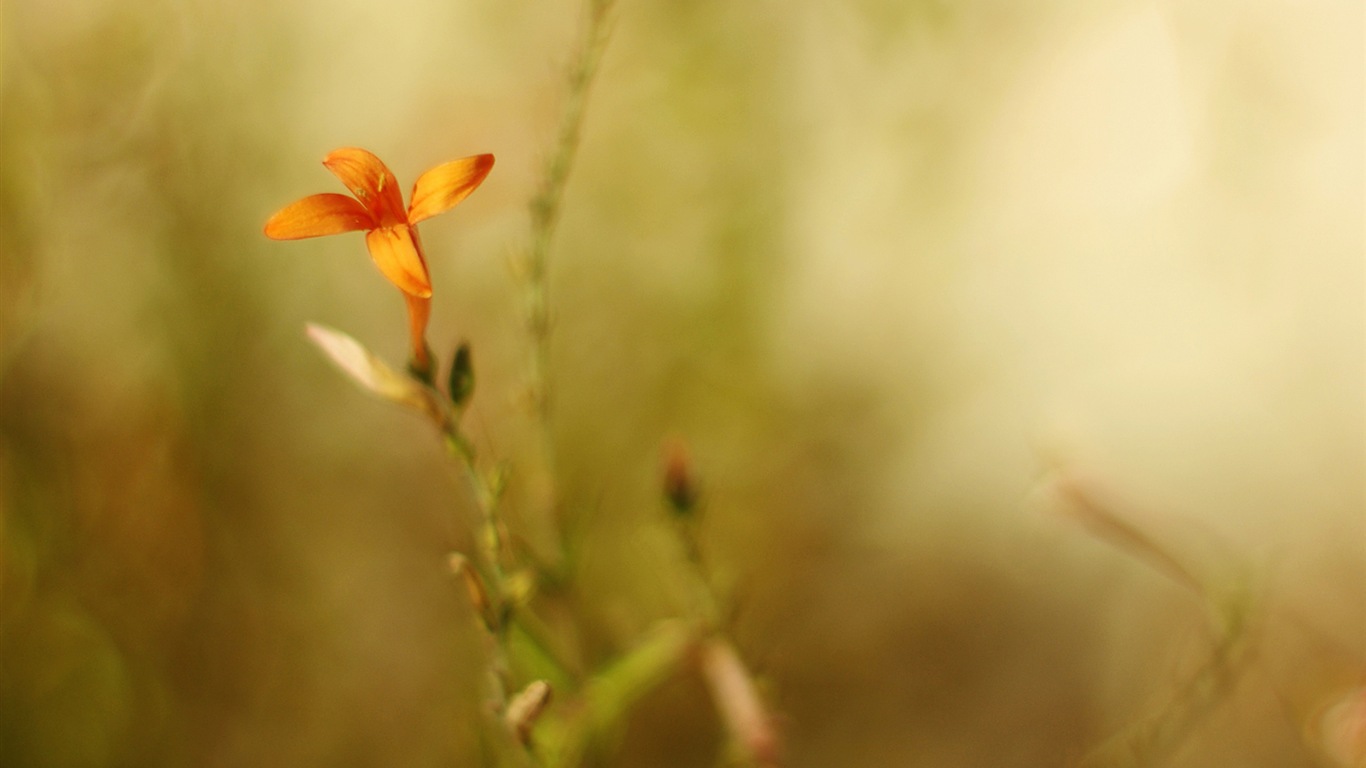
323,147,408,226
407,154,495,225
365,226,432,298
263,193,374,239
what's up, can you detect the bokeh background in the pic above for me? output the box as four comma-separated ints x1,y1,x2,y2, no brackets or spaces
2,0,1362,766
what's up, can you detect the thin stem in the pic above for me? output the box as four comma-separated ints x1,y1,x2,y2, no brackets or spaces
1077,604,1257,768
540,620,700,768
523,0,618,555
1050,470,1207,598
665,490,782,765
443,430,509,587
442,423,562,768
674,517,723,630
700,637,783,768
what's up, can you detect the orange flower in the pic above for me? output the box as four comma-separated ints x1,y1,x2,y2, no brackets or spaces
265,147,494,374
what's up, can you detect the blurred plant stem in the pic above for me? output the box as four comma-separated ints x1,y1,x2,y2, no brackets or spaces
442,420,569,767
522,0,617,571
537,620,698,768
1048,469,1261,768
1077,599,1258,768
700,637,782,768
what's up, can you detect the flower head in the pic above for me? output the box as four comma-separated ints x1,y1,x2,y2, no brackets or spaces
265,147,494,372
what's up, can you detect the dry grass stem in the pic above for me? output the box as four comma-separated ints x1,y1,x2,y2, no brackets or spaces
701,637,783,768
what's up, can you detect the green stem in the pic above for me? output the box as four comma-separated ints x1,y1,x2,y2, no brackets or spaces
442,424,541,768
523,0,618,562
540,621,699,768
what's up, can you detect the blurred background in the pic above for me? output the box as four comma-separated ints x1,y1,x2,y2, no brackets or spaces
1,0,1362,766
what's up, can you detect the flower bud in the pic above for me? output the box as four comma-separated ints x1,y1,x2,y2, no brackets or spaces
447,553,494,630
448,341,475,407
1315,686,1366,767
662,438,698,517
505,680,553,745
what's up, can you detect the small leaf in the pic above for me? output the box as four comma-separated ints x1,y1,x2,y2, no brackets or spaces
305,323,448,425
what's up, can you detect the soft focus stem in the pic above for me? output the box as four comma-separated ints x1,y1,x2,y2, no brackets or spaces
701,637,783,768
523,0,617,565
541,620,697,768
442,424,548,767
